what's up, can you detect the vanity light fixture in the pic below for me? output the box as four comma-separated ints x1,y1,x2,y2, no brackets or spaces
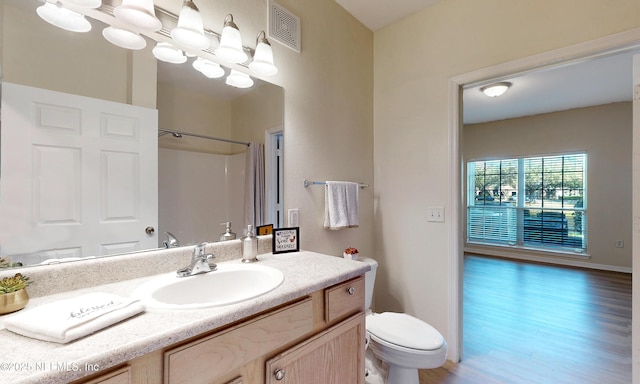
226,69,254,88
36,1,92,33
64,0,101,8
480,82,512,97
193,58,225,79
102,26,147,50
114,0,162,32
152,42,187,64
248,31,278,76
215,15,248,64
171,0,210,51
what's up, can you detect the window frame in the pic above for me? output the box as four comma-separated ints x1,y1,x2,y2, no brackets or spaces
466,153,587,254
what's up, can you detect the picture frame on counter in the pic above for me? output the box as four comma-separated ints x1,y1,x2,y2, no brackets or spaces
257,224,274,236
273,227,300,254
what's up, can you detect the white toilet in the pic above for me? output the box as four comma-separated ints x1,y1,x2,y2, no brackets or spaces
360,257,447,384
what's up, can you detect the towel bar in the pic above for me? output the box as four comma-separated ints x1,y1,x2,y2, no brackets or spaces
303,179,369,189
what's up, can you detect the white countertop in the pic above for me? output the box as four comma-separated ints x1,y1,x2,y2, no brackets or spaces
0,251,369,384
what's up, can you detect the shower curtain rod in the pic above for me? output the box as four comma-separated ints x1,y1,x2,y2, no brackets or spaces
158,129,250,146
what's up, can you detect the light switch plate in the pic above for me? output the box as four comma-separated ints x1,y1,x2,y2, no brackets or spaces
288,209,299,227
427,206,445,222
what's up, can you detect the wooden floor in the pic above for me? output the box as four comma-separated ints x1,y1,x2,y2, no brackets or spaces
419,255,632,384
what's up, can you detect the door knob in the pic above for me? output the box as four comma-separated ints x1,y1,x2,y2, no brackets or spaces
145,226,155,235
274,368,286,380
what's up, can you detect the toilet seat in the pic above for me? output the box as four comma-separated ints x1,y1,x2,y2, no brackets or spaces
367,312,444,351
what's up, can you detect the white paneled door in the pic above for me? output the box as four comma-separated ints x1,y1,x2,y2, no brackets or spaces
0,82,158,262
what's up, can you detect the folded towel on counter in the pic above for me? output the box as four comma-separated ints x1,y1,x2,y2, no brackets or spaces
3,292,144,344
323,181,359,230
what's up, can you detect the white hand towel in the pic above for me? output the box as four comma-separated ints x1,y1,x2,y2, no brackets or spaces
3,292,145,344
323,181,359,230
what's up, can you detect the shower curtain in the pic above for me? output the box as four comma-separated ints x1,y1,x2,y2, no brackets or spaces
244,142,265,229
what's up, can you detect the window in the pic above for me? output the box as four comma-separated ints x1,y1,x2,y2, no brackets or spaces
467,154,586,253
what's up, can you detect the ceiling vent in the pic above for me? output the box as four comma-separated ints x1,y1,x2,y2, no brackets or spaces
268,0,300,53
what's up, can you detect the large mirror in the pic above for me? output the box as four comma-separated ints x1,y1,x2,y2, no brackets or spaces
0,0,284,268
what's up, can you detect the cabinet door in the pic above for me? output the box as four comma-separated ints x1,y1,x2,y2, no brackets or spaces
265,312,365,384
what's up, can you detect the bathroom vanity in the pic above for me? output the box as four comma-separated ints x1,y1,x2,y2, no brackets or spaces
0,251,368,384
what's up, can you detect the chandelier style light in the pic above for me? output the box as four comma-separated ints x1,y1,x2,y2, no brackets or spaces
36,1,92,33
102,26,147,50
33,0,280,89
226,69,254,88
215,15,248,64
114,0,162,32
249,31,278,76
171,0,210,51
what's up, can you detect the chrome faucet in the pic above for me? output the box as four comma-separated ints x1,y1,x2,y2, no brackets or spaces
163,231,180,248
176,243,217,277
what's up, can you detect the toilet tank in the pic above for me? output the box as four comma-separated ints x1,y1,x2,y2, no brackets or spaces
359,257,378,310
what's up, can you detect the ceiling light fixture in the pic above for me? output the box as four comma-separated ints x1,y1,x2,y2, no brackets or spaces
226,69,254,88
249,31,278,76
36,1,92,33
33,2,276,90
215,14,248,64
102,26,147,50
152,42,187,64
480,82,512,97
193,58,225,78
114,0,162,32
171,0,210,51
65,0,102,8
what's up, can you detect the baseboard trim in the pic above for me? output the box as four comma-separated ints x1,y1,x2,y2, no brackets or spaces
465,246,632,273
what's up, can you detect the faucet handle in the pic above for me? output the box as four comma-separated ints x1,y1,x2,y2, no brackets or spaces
206,253,218,271
194,242,207,258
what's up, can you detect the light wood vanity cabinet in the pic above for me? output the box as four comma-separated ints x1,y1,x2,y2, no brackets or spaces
74,276,365,384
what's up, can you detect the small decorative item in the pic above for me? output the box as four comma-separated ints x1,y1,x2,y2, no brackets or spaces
0,273,31,315
343,247,359,260
257,224,274,236
273,227,300,254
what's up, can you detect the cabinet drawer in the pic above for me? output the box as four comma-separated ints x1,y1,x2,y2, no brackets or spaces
77,366,130,384
164,297,314,384
324,276,365,323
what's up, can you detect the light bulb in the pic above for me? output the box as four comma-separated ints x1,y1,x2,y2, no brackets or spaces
152,42,187,64
114,0,162,32
226,69,254,88
36,2,92,33
215,15,248,64
171,0,210,50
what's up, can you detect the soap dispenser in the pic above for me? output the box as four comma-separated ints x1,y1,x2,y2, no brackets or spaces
220,222,236,241
241,225,258,263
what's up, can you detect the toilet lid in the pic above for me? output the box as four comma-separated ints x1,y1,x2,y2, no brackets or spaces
366,312,444,351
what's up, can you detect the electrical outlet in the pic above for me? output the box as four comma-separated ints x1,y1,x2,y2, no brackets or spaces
427,206,445,222
615,240,624,248
288,209,299,227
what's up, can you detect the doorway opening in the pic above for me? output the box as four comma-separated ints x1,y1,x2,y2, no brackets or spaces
266,127,284,228
448,29,640,364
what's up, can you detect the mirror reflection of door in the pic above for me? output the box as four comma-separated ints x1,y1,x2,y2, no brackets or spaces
0,83,158,265
266,128,284,228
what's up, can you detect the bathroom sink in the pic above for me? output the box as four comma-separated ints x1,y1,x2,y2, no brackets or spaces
132,263,284,310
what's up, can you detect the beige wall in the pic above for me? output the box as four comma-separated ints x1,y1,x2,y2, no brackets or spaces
2,3,135,103
373,0,640,348
464,102,632,269
231,83,284,145
275,0,374,257
157,82,234,155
